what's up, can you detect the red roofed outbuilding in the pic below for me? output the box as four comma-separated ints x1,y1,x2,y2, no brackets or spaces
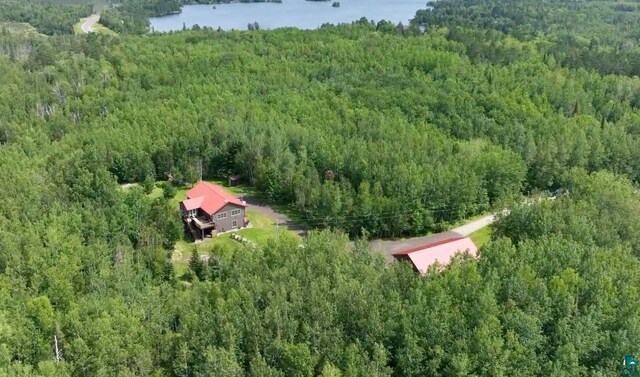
180,181,247,240
392,237,478,274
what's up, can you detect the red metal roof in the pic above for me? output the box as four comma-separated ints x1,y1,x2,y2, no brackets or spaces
182,196,204,211
393,237,478,274
183,181,245,216
392,236,464,256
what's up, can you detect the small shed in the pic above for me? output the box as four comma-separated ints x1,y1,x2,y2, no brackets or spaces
228,175,242,187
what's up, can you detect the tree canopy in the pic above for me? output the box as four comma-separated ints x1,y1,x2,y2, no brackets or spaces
1,0,640,375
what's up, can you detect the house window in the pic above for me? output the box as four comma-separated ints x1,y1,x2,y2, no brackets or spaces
231,209,242,217
188,209,197,217
217,212,227,220
232,220,238,228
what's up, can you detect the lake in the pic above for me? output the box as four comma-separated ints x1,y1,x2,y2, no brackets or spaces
149,0,427,32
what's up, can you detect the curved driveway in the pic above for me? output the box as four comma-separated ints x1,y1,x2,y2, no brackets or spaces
242,192,502,259
242,195,307,237
80,14,100,33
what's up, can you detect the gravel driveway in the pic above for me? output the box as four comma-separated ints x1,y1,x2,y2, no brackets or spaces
241,195,307,236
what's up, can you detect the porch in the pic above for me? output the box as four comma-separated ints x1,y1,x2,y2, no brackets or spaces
185,216,218,241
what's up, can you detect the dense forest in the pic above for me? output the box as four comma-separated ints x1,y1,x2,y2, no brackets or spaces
0,0,92,35
99,0,185,34
415,0,640,76
2,0,640,375
100,0,218,34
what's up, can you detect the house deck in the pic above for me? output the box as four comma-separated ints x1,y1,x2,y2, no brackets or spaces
191,217,215,230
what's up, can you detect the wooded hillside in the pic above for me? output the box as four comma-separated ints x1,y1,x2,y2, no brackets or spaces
1,0,640,375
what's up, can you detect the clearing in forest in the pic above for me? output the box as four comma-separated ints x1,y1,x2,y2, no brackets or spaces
74,14,116,35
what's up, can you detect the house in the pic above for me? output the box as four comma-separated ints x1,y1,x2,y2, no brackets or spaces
180,181,247,241
392,237,478,274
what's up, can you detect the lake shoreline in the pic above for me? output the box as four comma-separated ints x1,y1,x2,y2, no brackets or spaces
212,0,282,4
149,0,426,32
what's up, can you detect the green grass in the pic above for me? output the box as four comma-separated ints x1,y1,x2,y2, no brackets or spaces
169,186,189,207
207,178,261,196
74,15,116,35
73,19,85,34
124,178,299,275
469,226,492,248
172,209,300,276
147,186,163,199
449,211,493,229
119,183,166,199
173,237,240,276
90,22,116,35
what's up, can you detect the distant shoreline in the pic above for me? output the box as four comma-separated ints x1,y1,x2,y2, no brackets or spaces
149,0,424,31
155,10,182,17
210,0,282,4
152,0,284,18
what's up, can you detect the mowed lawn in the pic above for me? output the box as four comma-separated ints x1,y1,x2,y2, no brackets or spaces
147,186,164,199
137,179,298,276
73,16,116,35
469,226,492,248
172,209,300,276
169,186,188,208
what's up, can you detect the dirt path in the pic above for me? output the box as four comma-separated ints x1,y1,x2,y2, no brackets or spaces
451,212,506,236
241,194,502,255
119,183,139,189
80,14,100,33
232,189,554,258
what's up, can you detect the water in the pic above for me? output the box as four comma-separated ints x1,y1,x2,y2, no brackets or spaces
149,0,427,32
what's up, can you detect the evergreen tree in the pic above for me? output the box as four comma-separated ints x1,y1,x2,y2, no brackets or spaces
188,247,205,281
